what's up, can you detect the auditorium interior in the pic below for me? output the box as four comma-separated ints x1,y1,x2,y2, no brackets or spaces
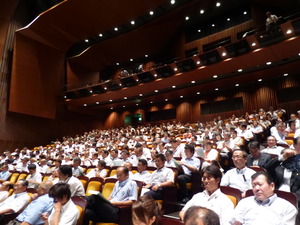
0,0,300,150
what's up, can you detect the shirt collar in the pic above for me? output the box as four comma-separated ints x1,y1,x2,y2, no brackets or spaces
254,193,277,206
236,167,247,174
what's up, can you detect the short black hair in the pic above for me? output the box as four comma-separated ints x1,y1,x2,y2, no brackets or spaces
28,163,36,170
19,179,29,187
248,141,260,149
49,183,71,200
138,159,148,167
98,160,106,167
203,165,222,186
59,165,72,177
184,206,220,225
155,154,166,162
184,144,195,154
251,171,273,184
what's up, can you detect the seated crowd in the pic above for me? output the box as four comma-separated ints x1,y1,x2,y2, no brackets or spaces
0,106,299,224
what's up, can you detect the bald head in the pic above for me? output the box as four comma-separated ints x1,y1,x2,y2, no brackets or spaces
184,206,220,225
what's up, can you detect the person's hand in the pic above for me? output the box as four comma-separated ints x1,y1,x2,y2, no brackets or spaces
151,184,159,191
54,201,63,212
283,149,296,159
40,212,49,221
31,193,39,200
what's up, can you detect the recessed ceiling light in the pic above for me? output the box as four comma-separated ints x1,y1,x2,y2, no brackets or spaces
109,99,113,102
215,88,219,91
251,42,256,46
197,92,200,95
235,84,239,87
266,62,271,65
244,11,247,15
149,11,154,15
191,81,195,84
174,68,178,71
130,58,133,62
136,103,139,106
90,90,93,93
136,79,139,82
200,9,204,14
119,84,122,86
150,101,153,104
227,18,230,21
185,16,189,21
139,94,143,96
104,87,107,90
145,54,148,57
99,33,103,37
213,75,218,78
124,97,127,99
180,96,183,98
258,79,262,82
165,99,168,101
84,104,87,106
85,39,89,43
298,53,300,56
171,0,175,4
111,107,113,109
64,95,67,99
96,102,99,104
155,90,158,92
212,24,215,27
196,60,201,64
172,85,176,88
131,20,135,25
198,29,201,33
222,52,226,56
154,74,157,77
284,73,288,76
114,27,118,31
216,2,221,7
123,105,125,108
116,62,119,65
238,69,243,72
286,29,292,34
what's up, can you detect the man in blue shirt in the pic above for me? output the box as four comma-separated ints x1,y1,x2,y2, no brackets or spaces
82,166,138,225
0,165,10,182
7,180,54,225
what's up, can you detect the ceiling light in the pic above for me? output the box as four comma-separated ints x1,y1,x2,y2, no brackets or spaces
149,11,154,15
136,79,139,82
123,105,125,108
286,29,292,34
111,107,113,109
266,62,272,65
89,90,93,93
170,0,175,4
64,95,67,99
215,88,219,91
185,16,189,21
84,104,87,107
174,68,178,71
180,96,183,98
258,79,262,82
96,102,99,104
200,9,204,14
130,58,133,62
235,84,239,87
85,39,89,43
197,92,200,95
251,42,256,46
154,74,157,77
222,52,227,56
139,94,143,96
198,29,201,33
99,33,103,37
124,97,127,99
136,103,139,106
104,87,107,90
227,18,230,21
212,24,215,27
244,11,247,15
155,90,158,92
172,85,176,88
284,73,288,76
150,101,153,104
165,99,168,101
213,75,218,78
238,69,243,72
216,2,221,7
119,84,122,86
191,81,195,84
145,54,148,57
196,60,200,64
298,53,300,56
131,20,135,25
116,62,119,65
109,99,113,102
114,27,118,31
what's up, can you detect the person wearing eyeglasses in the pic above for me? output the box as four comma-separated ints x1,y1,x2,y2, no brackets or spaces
221,150,256,197
0,181,13,203
179,165,234,225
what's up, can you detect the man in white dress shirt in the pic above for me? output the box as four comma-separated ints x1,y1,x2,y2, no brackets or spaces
131,159,151,185
261,136,284,156
231,171,297,225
